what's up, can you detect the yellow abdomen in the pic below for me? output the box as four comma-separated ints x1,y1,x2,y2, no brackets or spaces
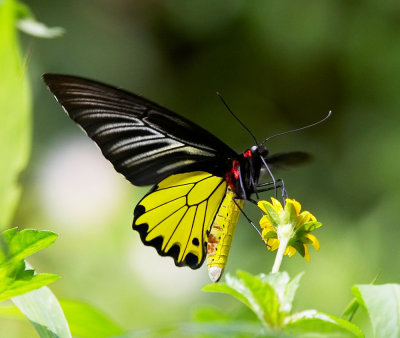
207,187,243,282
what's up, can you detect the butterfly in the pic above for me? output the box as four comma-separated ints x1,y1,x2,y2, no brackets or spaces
43,74,309,282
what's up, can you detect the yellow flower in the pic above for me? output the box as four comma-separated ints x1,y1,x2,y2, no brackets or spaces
258,198,322,261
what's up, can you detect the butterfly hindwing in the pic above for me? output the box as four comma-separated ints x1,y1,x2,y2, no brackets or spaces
133,171,227,269
43,74,236,186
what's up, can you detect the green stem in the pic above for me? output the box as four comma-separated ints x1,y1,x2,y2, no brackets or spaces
271,235,290,273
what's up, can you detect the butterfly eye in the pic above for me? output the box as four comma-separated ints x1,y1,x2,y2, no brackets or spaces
250,145,258,152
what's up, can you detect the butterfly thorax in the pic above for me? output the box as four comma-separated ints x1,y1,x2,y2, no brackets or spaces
225,145,268,200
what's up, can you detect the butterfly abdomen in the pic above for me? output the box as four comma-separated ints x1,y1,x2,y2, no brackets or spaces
206,187,243,282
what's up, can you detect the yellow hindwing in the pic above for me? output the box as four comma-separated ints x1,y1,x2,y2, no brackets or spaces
133,171,227,269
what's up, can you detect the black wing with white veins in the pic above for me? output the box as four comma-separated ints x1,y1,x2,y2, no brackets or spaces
43,74,237,186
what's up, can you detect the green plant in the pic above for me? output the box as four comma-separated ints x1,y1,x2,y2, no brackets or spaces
0,2,123,337
1,1,400,337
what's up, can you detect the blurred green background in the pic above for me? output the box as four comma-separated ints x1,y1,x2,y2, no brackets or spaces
5,0,400,335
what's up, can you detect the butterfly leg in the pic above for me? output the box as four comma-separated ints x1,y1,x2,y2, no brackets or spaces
257,178,283,187
256,181,282,193
257,179,288,202
237,198,272,249
232,197,263,239
260,156,278,198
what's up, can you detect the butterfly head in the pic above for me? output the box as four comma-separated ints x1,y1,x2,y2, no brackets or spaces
249,145,269,158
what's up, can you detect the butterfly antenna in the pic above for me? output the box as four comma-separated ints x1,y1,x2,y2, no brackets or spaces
262,110,332,145
216,92,259,145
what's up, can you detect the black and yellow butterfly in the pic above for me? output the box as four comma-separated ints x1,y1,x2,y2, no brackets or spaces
43,74,307,282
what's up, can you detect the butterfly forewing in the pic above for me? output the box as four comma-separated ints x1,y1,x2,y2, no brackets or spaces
43,74,236,186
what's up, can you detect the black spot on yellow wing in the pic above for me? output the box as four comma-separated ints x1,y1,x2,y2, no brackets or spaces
132,171,227,269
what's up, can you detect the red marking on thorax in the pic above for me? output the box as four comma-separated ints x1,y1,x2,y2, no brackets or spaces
243,149,252,158
225,160,240,189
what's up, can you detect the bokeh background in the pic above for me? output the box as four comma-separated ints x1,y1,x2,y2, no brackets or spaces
5,0,400,335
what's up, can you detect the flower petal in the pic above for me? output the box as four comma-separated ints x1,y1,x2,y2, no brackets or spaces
299,211,312,223
285,246,297,257
257,200,270,214
304,244,310,262
306,233,320,251
271,197,283,213
290,199,302,215
269,238,280,251
260,215,273,230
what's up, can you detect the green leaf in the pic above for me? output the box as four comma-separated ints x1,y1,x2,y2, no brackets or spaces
354,284,400,338
60,300,124,338
284,310,364,337
0,273,60,302
302,221,322,231
203,276,252,309
204,271,296,328
12,285,71,338
237,271,281,327
282,200,297,227
342,274,380,322
342,297,360,322
1,228,58,264
2,257,25,278
261,272,303,314
0,229,59,301
0,228,58,279
204,273,271,326
0,299,125,337
201,271,363,337
0,0,32,230
290,241,305,257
